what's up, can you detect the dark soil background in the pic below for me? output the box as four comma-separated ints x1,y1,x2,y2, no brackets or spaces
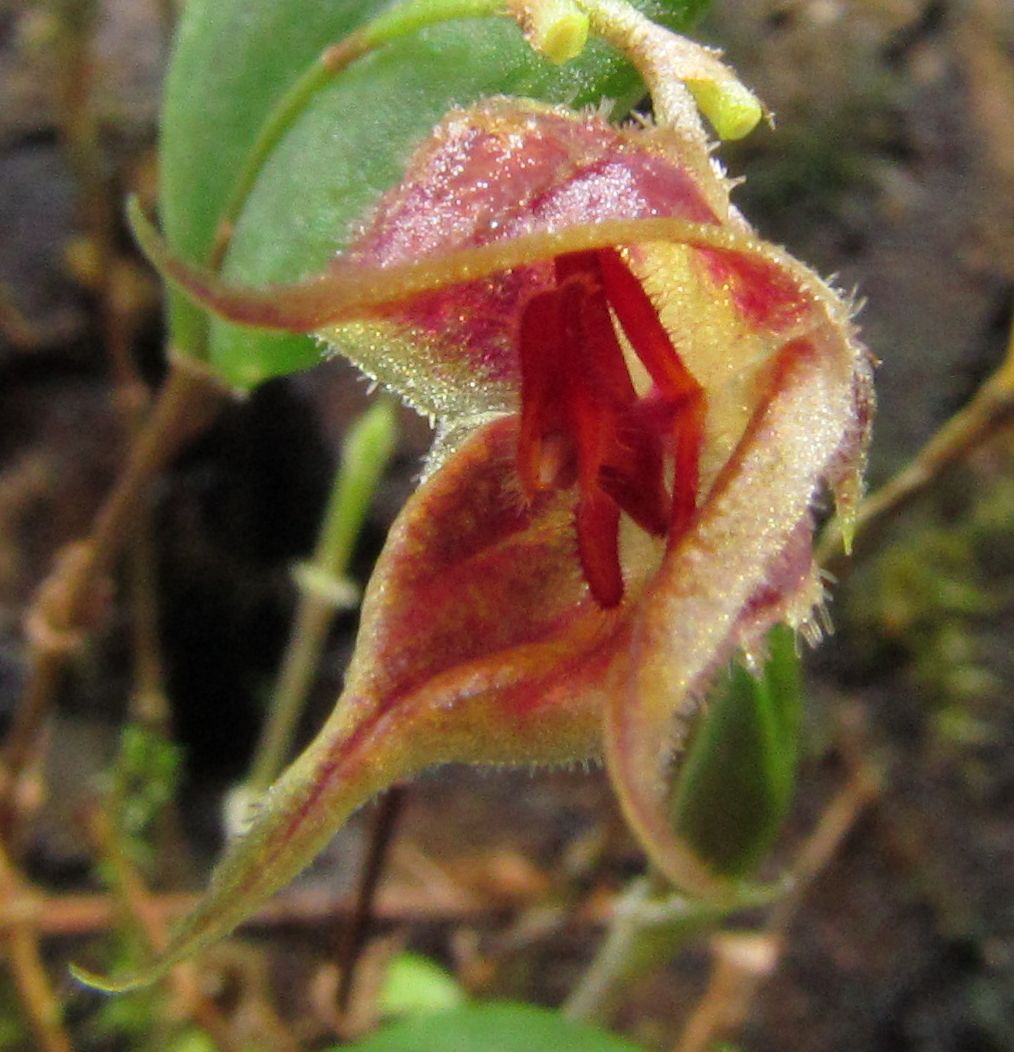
0,0,1011,1049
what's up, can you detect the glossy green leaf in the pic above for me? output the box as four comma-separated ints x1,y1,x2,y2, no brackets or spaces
159,0,712,386
670,625,803,877
333,1002,649,1052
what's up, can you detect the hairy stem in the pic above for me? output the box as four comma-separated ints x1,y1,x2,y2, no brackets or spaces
568,714,879,1030
672,755,879,1052
564,877,773,1023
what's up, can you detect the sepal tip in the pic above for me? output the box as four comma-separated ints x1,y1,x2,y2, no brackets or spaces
685,76,764,141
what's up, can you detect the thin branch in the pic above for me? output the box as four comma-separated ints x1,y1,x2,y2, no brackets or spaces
671,932,778,1052
2,885,514,943
0,359,230,840
51,0,147,407
245,398,397,794
88,808,243,1052
820,316,1014,569
0,842,73,1052
337,786,408,1012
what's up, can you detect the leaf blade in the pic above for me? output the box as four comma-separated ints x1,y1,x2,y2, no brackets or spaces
335,1002,649,1052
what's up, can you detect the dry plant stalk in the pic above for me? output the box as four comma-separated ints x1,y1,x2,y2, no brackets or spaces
0,841,72,1052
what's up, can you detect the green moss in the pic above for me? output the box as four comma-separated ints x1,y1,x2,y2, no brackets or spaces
842,467,1014,727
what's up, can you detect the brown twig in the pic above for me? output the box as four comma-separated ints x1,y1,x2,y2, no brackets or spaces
2,2,230,841
57,0,170,727
0,1,212,848
672,932,778,1052
0,284,80,350
0,841,73,1052
51,0,145,407
88,807,242,1052
1,360,230,840
1,883,518,943
336,786,408,1012
820,317,1014,570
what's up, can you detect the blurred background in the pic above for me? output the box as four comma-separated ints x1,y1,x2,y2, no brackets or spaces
0,0,1011,1048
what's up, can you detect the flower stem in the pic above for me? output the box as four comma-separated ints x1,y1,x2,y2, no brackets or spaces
671,755,879,1052
562,876,664,1023
564,877,774,1023
567,730,879,1031
244,397,399,796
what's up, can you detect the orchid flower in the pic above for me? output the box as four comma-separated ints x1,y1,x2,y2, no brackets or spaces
84,0,872,991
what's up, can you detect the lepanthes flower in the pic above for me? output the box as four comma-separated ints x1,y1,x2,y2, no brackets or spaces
90,7,873,990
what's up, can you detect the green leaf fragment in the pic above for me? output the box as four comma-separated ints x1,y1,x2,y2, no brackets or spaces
335,1002,650,1052
379,953,466,1018
670,625,803,878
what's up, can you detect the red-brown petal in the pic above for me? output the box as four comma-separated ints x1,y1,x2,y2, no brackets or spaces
94,418,633,990
605,310,867,895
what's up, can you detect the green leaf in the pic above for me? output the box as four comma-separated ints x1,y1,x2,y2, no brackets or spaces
670,625,803,877
379,952,465,1018
159,0,712,386
334,1002,649,1052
